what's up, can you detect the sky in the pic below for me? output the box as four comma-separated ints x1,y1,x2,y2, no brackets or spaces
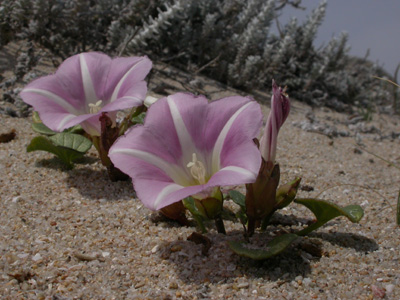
277,0,400,75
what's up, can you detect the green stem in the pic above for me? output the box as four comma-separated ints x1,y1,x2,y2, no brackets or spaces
247,218,256,237
214,215,226,234
193,215,207,233
119,105,146,136
260,211,275,231
91,135,112,168
90,135,128,181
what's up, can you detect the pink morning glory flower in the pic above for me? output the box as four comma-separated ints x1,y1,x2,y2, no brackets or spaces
20,52,152,136
109,93,263,211
259,80,290,163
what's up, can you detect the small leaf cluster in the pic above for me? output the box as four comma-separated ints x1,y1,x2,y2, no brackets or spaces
27,113,92,169
227,188,364,260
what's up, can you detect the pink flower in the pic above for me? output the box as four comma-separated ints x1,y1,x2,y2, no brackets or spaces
20,52,152,136
109,93,263,211
259,80,290,163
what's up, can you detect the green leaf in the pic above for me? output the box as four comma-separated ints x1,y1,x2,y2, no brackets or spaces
49,133,92,153
228,190,246,209
66,125,84,134
27,136,85,169
228,190,248,224
32,122,57,135
183,197,207,233
294,198,364,236
32,111,42,123
131,112,146,125
228,234,299,260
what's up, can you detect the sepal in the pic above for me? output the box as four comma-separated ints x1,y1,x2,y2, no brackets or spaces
275,177,301,209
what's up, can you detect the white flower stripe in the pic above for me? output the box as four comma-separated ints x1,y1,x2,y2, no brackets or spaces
110,58,144,102
79,54,97,108
57,114,77,131
153,183,183,210
109,148,190,185
167,97,200,167
211,101,253,173
218,165,257,179
22,88,79,114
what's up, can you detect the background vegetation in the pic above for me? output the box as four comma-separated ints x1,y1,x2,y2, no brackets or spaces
0,0,397,114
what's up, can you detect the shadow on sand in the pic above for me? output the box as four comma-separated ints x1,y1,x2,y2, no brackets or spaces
34,155,98,171
65,166,134,201
156,214,377,295
157,229,312,287
310,231,379,253
33,156,134,201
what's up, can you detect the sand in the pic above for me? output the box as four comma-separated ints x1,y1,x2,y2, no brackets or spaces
1,52,400,299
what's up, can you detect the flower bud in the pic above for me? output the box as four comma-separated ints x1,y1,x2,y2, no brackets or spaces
259,80,290,163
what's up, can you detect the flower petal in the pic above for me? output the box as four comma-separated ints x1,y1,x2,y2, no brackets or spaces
20,71,83,131
166,94,208,167
52,52,110,108
109,126,189,184
20,85,80,132
133,179,205,210
109,146,190,185
125,96,183,163
107,56,152,102
210,96,263,173
207,165,258,187
100,82,147,112
110,138,206,210
21,85,79,114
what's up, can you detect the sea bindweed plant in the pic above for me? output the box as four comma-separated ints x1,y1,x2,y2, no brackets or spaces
228,81,365,259
21,52,152,178
109,93,263,233
20,49,367,260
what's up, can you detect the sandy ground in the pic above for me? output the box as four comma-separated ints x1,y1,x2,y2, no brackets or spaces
1,51,400,299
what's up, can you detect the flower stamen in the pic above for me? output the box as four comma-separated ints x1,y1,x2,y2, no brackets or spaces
187,153,206,185
88,100,103,114
282,86,289,97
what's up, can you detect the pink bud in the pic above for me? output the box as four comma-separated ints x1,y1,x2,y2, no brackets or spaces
260,80,290,163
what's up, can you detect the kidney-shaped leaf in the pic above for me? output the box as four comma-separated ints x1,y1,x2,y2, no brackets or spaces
27,136,87,169
32,122,57,135
228,190,246,208
294,198,364,236
228,233,299,260
49,133,92,153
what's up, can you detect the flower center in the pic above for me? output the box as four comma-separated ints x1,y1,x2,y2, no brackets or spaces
187,153,206,185
88,100,103,114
